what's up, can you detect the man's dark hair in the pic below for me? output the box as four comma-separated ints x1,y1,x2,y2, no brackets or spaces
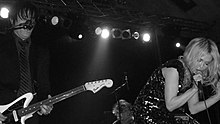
9,1,38,24
112,99,133,116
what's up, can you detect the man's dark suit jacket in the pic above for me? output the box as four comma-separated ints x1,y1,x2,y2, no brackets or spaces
0,32,51,106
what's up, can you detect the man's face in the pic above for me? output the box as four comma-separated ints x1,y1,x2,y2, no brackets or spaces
12,12,35,40
116,109,132,121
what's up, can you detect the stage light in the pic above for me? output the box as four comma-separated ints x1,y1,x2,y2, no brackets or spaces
78,34,83,39
132,31,139,39
101,28,110,39
174,41,185,50
111,28,122,38
51,16,59,25
0,7,9,19
142,33,151,42
122,29,131,39
176,42,181,47
50,16,72,29
95,27,102,35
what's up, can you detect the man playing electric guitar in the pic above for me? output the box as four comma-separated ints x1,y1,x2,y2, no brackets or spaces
0,1,53,123
0,79,113,124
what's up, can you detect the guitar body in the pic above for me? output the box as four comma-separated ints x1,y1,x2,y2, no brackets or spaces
0,93,33,124
0,79,113,124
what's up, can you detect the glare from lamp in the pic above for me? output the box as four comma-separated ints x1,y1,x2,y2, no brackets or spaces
51,16,59,25
78,34,83,39
101,28,110,39
142,33,151,42
176,43,181,48
95,27,102,35
0,7,9,18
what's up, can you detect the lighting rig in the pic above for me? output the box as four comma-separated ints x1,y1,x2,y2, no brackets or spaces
0,0,210,39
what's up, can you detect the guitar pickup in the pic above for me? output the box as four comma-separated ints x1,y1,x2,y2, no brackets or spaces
12,110,19,122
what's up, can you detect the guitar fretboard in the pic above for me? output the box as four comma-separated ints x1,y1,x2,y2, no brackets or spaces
17,85,86,117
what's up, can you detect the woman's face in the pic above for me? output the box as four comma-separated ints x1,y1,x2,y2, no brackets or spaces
195,53,213,71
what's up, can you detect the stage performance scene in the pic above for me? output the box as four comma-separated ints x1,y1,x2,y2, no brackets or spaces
0,0,220,124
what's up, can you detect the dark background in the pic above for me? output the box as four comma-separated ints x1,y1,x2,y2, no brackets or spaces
1,0,220,124
31,21,188,124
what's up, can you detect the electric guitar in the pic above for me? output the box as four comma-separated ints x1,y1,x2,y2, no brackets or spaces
0,79,113,124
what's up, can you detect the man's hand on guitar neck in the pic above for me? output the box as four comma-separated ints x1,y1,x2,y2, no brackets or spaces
37,95,53,116
0,112,6,124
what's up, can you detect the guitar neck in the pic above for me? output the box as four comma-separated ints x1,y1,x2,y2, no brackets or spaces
17,85,86,117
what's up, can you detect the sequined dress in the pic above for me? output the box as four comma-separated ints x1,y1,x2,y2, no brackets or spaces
133,59,197,124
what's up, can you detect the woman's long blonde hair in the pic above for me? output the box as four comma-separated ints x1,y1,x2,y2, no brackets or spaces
183,37,220,88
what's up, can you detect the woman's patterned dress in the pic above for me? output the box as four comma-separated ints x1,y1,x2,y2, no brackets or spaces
133,59,199,124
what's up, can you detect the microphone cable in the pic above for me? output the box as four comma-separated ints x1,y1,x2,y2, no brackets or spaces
183,60,212,124
197,82,212,124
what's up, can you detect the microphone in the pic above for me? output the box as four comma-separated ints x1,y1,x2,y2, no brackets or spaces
23,25,34,30
193,71,203,91
110,72,129,94
124,72,129,91
9,20,35,30
197,80,203,92
22,20,35,30
9,24,34,30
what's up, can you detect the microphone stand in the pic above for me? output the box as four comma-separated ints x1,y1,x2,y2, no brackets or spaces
111,82,127,94
111,82,127,123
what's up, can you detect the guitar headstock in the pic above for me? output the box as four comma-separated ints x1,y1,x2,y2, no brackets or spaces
85,79,113,93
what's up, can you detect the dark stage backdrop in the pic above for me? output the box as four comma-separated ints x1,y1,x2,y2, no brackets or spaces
31,23,184,124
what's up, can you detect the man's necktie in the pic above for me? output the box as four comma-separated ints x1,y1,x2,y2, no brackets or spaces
17,44,33,97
